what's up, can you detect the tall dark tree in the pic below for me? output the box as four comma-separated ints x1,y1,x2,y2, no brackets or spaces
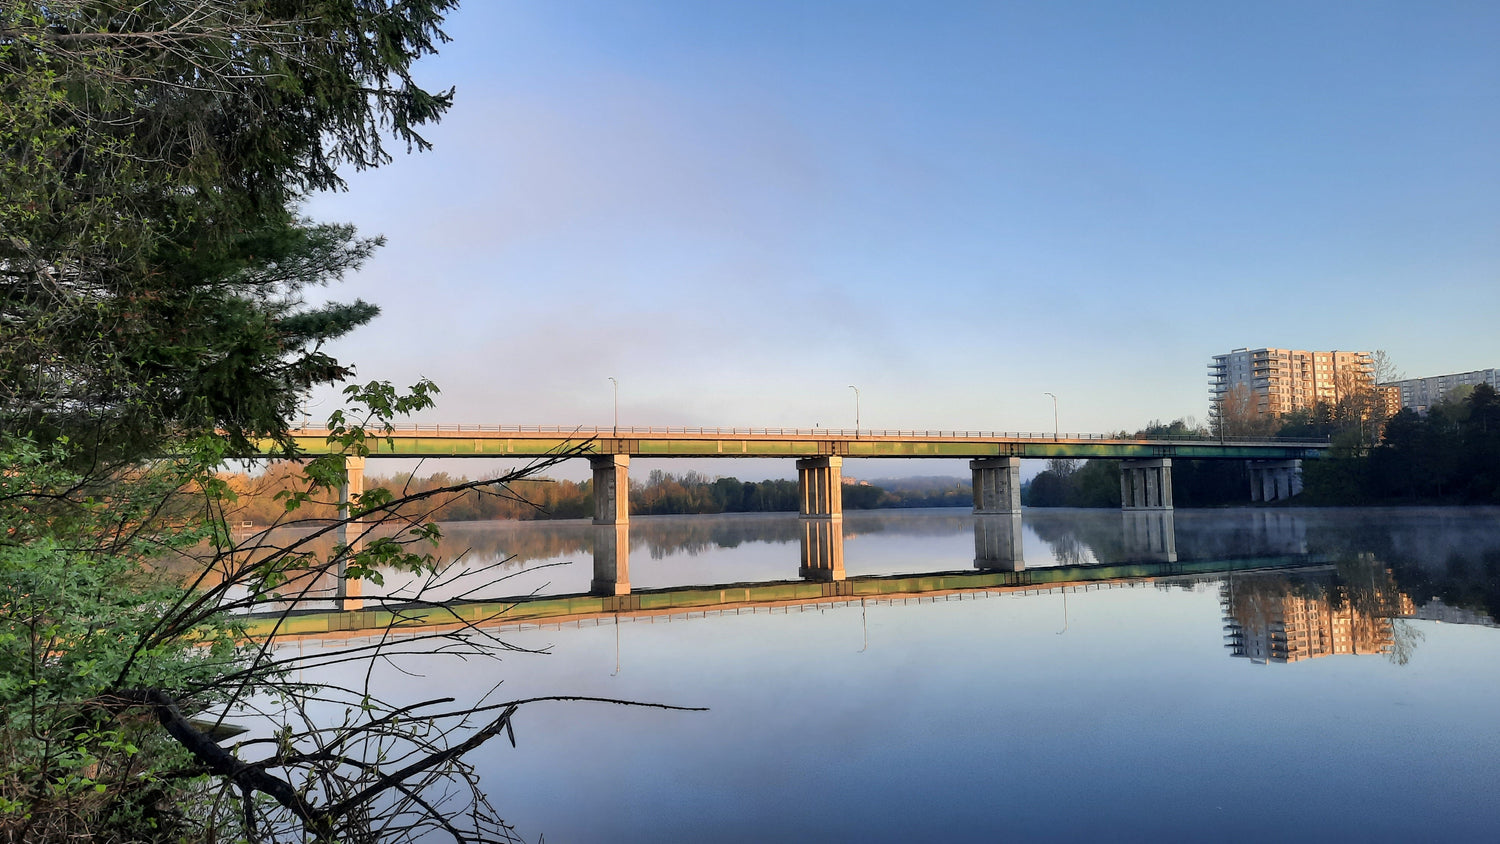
0,0,457,458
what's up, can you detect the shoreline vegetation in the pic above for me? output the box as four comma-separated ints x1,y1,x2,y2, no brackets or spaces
1025,386,1500,509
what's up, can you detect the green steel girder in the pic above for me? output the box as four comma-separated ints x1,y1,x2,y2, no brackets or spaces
283,434,1325,461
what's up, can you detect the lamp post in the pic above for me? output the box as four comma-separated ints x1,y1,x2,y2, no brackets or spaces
608,377,618,435
848,385,860,434
1044,391,1058,440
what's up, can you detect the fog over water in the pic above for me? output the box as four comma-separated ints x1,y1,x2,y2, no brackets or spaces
276,506,1500,842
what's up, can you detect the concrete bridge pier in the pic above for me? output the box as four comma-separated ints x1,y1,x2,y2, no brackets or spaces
1120,458,1173,510
1121,510,1177,563
336,455,365,611
591,454,630,525
591,523,631,596
798,517,846,581
970,457,1021,514
797,456,844,519
973,513,1024,571
1249,459,1302,503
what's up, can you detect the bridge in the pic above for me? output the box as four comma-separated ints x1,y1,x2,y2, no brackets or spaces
286,424,1326,530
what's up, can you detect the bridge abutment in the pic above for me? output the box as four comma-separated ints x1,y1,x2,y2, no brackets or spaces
797,456,843,519
336,455,365,611
1248,459,1302,502
591,454,630,525
1120,458,1173,510
970,457,1021,514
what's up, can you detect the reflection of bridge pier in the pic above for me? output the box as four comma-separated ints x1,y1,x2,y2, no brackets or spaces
336,455,365,611
798,518,846,581
591,523,631,596
1251,509,1308,555
973,513,1024,571
1121,510,1177,562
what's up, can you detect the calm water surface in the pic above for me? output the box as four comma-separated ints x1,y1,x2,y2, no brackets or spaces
299,507,1500,842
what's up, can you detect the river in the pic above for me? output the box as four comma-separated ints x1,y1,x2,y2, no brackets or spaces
276,506,1500,841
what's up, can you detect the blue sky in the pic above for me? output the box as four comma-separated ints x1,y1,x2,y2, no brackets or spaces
303,1,1499,462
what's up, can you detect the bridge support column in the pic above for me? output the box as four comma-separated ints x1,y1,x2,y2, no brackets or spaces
591,454,630,525
799,518,846,581
1248,459,1302,503
336,455,365,611
591,523,631,596
1120,458,1173,510
797,456,843,519
974,513,1024,571
970,457,1021,514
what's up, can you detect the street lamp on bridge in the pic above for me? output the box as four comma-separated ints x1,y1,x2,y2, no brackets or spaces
848,385,861,434
608,377,618,435
1044,391,1058,440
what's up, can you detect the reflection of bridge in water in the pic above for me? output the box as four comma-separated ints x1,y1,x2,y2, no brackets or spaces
257,509,1350,642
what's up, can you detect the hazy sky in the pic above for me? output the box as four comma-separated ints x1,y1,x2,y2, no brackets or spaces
303,1,1499,454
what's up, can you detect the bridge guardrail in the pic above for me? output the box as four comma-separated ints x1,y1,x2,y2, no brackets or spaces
287,424,1330,446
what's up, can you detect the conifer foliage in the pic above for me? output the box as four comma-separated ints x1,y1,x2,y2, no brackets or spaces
0,0,457,457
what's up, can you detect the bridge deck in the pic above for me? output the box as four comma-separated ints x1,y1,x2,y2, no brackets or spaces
284,426,1328,460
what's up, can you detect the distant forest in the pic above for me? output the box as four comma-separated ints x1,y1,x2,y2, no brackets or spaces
219,467,975,525
1024,384,1500,507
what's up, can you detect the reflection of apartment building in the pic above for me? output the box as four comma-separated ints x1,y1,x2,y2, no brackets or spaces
1221,577,1414,664
1382,369,1499,415
1209,348,1373,420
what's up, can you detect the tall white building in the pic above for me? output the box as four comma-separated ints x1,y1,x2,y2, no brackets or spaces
1208,347,1373,420
1383,369,1499,414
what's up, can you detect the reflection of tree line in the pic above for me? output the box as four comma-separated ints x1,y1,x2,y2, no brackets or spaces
1023,510,1433,665
1029,507,1500,628
1022,509,1311,565
457,511,975,563
239,505,1498,642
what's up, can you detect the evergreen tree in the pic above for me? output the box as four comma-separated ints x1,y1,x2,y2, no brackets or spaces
0,1,457,458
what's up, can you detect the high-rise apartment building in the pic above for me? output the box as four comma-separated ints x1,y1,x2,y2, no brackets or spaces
1382,369,1499,414
1208,347,1373,420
